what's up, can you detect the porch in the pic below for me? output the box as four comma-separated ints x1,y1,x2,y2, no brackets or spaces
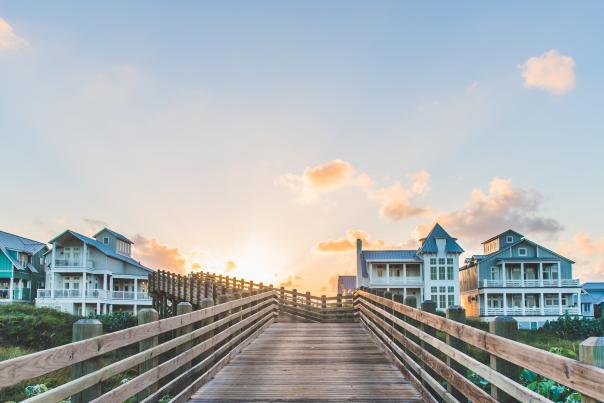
483,261,580,288
480,292,580,316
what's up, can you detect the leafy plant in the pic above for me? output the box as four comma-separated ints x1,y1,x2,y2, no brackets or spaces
159,395,173,403
521,369,581,402
540,314,604,339
90,311,137,333
24,384,48,398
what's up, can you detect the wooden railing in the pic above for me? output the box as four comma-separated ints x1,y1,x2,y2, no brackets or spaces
0,290,278,403
354,289,604,403
150,270,355,322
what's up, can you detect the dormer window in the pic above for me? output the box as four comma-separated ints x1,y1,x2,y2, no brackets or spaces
103,237,109,245
506,236,514,243
116,239,131,256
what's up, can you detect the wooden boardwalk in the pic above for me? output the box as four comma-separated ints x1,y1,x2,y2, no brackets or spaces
189,322,423,402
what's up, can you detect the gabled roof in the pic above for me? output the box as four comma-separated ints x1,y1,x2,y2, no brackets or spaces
417,223,464,254
583,282,604,290
481,229,524,245
50,230,152,272
0,246,24,271
0,230,47,255
465,237,575,267
362,250,421,261
93,228,133,244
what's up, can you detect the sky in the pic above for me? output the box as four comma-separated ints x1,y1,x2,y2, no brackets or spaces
1,1,604,294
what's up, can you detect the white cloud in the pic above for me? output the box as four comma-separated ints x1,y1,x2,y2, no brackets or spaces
369,171,431,221
0,18,28,51
416,177,563,244
519,49,576,95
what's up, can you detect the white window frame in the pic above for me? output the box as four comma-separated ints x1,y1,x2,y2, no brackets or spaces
518,248,527,256
506,235,514,243
103,237,109,245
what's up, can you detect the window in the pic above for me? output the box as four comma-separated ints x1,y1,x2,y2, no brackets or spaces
490,266,500,280
439,286,446,293
430,258,437,264
438,258,445,265
446,258,453,265
430,266,437,280
518,248,527,256
506,236,514,243
390,264,403,278
447,286,454,293
103,237,109,244
439,266,445,279
432,286,455,310
448,294,454,306
530,322,538,330
447,266,454,280
545,294,559,306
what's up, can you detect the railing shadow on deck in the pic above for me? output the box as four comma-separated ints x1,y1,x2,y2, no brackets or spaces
354,288,604,403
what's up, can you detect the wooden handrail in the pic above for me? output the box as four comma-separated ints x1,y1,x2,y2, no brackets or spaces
355,289,604,402
0,290,278,394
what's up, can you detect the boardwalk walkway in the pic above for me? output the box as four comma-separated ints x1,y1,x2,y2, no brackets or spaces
189,322,423,402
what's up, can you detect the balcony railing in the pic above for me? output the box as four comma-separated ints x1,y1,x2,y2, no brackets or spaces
370,276,424,286
482,279,580,288
37,289,151,301
0,289,31,300
480,306,580,316
53,259,95,268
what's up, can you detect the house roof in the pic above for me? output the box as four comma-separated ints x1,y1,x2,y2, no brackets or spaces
481,229,524,245
0,230,47,255
50,229,152,272
337,275,357,290
583,282,604,290
93,228,133,244
417,223,464,254
362,250,421,261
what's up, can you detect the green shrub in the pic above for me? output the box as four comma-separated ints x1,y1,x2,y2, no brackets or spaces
90,311,137,333
0,304,77,349
540,314,604,339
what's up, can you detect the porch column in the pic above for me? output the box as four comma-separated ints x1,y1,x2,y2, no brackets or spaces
502,262,506,286
557,262,561,286
521,291,526,315
540,293,545,315
82,271,87,314
82,242,87,267
9,277,14,301
134,278,138,300
109,276,114,300
520,263,525,287
539,262,543,286
103,273,108,299
484,292,489,316
51,243,56,298
403,264,407,284
577,292,582,316
503,292,507,315
96,302,100,315
386,264,390,282
559,292,563,315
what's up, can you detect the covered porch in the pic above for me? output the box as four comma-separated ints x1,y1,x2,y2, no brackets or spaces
480,291,580,316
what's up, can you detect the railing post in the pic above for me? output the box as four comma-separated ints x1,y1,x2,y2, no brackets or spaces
420,300,440,388
446,305,467,403
176,302,193,374
392,293,406,354
292,289,298,308
280,287,285,305
199,297,215,361
384,291,393,338
579,337,604,403
137,308,159,400
231,291,242,341
489,316,520,403
70,319,103,403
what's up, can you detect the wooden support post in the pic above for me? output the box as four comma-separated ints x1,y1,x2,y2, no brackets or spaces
489,316,521,403
579,337,604,403
446,305,467,403
241,290,251,320
420,300,440,389
196,274,201,306
190,275,194,304
249,280,254,291
137,308,159,400
230,292,242,342
199,298,214,361
292,289,298,308
280,287,285,305
384,291,393,337
176,302,193,374
393,293,406,354
226,276,230,288
305,291,311,307
70,319,103,403
215,294,231,364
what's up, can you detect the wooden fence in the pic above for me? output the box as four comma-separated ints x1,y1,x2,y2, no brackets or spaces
150,270,355,322
354,289,604,403
0,290,278,403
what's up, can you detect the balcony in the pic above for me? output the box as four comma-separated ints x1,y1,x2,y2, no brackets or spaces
37,289,151,301
53,259,95,269
480,306,580,316
0,289,31,301
482,279,580,288
370,276,424,286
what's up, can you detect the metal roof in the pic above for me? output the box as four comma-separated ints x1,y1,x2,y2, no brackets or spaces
0,230,47,254
93,228,133,244
583,282,604,290
362,250,421,261
481,229,525,245
417,223,464,254
337,275,357,292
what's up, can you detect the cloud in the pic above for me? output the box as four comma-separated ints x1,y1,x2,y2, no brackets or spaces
519,50,576,95
276,159,371,202
369,171,431,221
417,177,562,244
224,260,238,273
558,233,604,281
279,274,303,288
0,18,28,51
132,234,187,274
315,229,417,252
